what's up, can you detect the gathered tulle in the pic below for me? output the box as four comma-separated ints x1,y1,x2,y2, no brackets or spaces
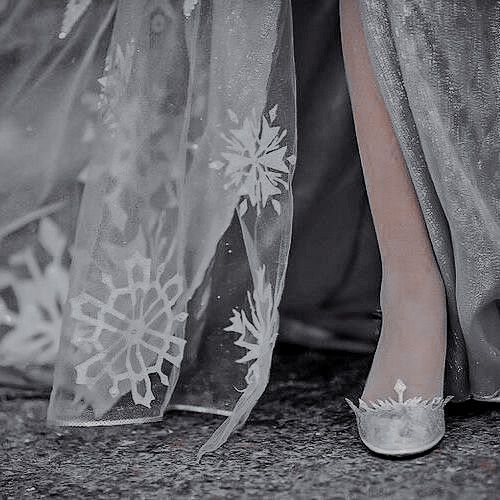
0,0,296,457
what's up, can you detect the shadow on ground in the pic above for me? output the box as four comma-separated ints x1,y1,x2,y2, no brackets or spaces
1,345,499,499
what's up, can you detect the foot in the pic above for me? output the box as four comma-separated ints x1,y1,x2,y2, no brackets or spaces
362,266,447,403
347,378,452,457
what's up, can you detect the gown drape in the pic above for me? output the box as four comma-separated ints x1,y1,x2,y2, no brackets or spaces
1,0,298,458
0,0,383,457
2,0,499,459
359,0,500,401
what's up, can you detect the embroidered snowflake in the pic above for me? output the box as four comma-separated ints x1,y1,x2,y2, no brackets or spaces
0,218,68,368
70,252,188,407
210,106,296,216
97,39,136,131
224,266,279,387
183,0,200,17
59,0,92,39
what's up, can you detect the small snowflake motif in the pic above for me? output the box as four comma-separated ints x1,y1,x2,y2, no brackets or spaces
97,39,136,131
224,266,278,388
70,252,188,407
210,106,296,216
59,0,92,39
183,0,200,17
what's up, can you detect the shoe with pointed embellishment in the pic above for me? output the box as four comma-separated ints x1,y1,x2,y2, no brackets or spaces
346,379,453,457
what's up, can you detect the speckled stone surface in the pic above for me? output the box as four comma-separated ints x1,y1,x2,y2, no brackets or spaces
1,346,499,499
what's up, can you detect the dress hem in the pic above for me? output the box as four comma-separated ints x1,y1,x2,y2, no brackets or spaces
47,404,231,427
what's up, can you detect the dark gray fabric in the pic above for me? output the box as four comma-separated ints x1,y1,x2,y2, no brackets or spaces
281,0,382,352
359,0,500,401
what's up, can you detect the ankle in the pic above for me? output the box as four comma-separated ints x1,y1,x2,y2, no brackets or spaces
378,263,447,344
380,261,445,304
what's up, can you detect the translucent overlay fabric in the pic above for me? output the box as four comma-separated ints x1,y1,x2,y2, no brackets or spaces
1,0,296,457
0,0,114,386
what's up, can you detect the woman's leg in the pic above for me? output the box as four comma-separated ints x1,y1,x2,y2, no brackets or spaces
340,0,447,400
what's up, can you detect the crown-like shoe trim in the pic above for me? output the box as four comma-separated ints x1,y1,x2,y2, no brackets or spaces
346,379,453,414
346,379,453,457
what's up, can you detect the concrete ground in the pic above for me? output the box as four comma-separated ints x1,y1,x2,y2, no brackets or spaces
1,345,499,499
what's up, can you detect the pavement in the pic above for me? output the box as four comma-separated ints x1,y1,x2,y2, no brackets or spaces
1,345,499,499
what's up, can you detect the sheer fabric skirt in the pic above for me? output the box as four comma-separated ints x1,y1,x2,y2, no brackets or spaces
0,0,296,457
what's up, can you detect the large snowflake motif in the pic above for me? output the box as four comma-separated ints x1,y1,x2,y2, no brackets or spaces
224,266,279,388
210,106,296,216
70,252,188,407
0,218,68,369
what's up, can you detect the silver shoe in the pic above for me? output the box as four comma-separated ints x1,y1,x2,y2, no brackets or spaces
346,379,453,457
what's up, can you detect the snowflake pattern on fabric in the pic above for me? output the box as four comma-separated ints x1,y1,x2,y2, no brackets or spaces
196,265,280,461
210,106,296,216
59,0,92,39
97,39,136,132
0,219,68,368
224,266,278,387
70,252,188,407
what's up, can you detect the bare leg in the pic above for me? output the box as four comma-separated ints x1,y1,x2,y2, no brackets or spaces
340,0,447,400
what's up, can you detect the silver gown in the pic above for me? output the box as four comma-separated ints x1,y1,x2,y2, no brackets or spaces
359,0,500,401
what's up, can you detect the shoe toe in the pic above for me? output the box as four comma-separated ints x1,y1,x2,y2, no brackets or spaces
355,406,446,457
